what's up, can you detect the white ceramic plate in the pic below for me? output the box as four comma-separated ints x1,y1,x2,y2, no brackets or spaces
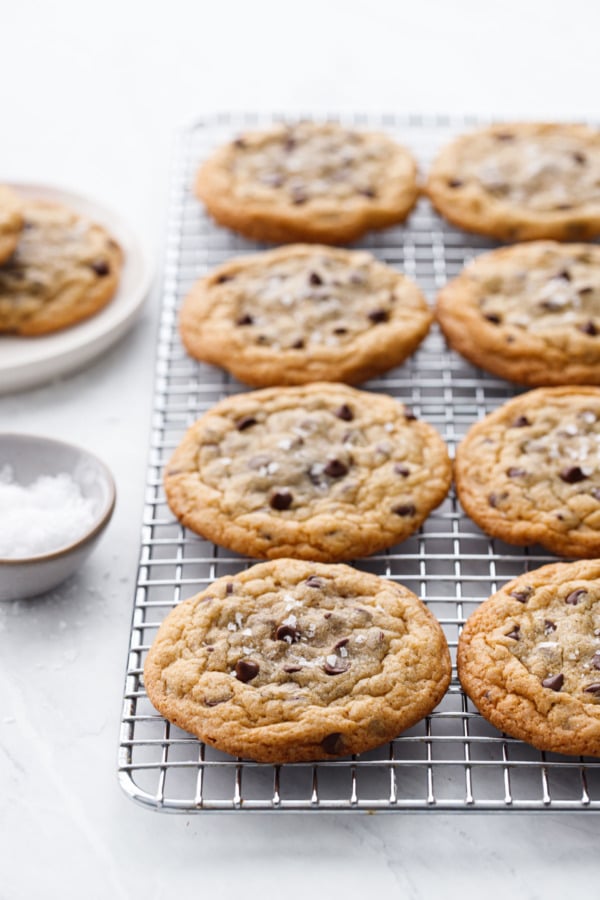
0,183,153,394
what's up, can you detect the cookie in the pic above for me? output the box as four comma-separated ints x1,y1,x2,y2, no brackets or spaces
164,383,452,562
436,242,600,386
426,122,600,241
0,185,23,264
144,559,451,762
180,244,432,387
455,387,600,558
0,200,122,335
195,121,419,244
458,559,600,757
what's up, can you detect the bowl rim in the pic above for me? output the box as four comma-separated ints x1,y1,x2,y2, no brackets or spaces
0,432,116,565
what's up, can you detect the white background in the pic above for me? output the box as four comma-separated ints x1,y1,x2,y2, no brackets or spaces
0,1,598,897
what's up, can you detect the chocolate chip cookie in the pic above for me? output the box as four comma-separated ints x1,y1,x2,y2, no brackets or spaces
0,200,122,335
458,559,600,757
144,559,451,762
195,121,419,244
164,383,452,561
0,185,23,264
436,242,600,386
426,122,600,241
180,244,432,387
455,387,600,557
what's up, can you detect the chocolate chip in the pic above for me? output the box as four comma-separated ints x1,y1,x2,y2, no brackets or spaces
448,179,463,188
324,458,348,478
204,696,229,707
544,620,557,634
225,582,234,595
323,659,350,675
565,588,588,605
334,404,354,421
234,137,247,149
579,321,598,336
592,651,600,670
236,415,257,431
236,314,254,326
359,187,377,198
579,286,594,296
555,268,571,281
305,575,324,589
495,132,515,141
215,273,234,284
392,503,416,517
292,187,307,204
488,492,508,508
235,660,259,682
507,467,527,477
333,637,350,650
404,407,417,421
283,136,296,152
394,463,410,477
560,466,588,483
573,151,587,165
309,271,323,286
584,683,600,694
368,308,389,324
542,673,564,691
283,664,303,674
484,313,502,324
276,624,299,642
90,259,110,276
555,203,573,211
256,334,269,344
512,416,531,428
509,586,533,604
321,732,344,754
291,338,305,349
333,327,348,335
505,626,520,640
270,489,293,510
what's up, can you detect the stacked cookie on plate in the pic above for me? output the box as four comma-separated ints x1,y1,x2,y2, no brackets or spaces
0,184,122,335
146,120,455,763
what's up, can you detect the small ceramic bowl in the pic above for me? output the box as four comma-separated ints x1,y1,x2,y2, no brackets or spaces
0,434,116,601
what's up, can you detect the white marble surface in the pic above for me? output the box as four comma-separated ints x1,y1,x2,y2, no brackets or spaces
1,2,599,896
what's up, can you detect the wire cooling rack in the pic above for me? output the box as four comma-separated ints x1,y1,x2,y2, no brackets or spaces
118,112,600,813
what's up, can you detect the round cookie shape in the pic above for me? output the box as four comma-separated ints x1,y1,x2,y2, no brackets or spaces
195,121,419,244
426,122,600,242
436,242,600,386
180,245,432,387
144,559,451,762
455,387,600,558
458,559,600,757
0,200,122,336
0,185,24,264
164,383,452,562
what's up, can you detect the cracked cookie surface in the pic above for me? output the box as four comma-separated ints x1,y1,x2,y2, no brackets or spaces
436,242,600,386
195,121,418,244
426,122,600,241
0,200,122,335
458,559,600,756
164,383,451,561
0,185,23,264
144,559,451,762
455,387,600,557
180,244,432,386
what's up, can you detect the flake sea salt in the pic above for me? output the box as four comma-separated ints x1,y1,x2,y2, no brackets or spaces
0,466,97,558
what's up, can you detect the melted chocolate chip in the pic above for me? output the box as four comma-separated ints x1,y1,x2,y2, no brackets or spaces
215,273,234,284
292,187,307,204
507,467,527,477
333,327,348,335
234,137,247,149
309,271,323,286
584,683,600,695
90,259,110,276
334,403,354,421
560,466,588,484
565,588,588,605
448,178,463,188
235,659,259,682
333,637,350,650
324,458,348,478
505,626,520,640
579,286,594,296
321,732,344,755
236,314,254,326
284,136,296,152
488,491,508,508
404,408,417,421
509,586,533,604
555,268,572,281
592,651,600,670
544,619,557,634
270,489,293,510
323,659,350,676
495,132,515,141
484,313,502,324
394,463,410,477
392,503,416,517
204,696,229,707
579,320,598,336
555,203,573,211
359,187,377,198
291,338,305,349
225,582,234,595
542,673,564,691
236,415,257,431
573,151,587,165
305,575,324,589
368,308,389,324
276,624,299,642
283,664,303,674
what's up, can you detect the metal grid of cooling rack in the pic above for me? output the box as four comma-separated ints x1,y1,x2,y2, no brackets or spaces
118,112,600,813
